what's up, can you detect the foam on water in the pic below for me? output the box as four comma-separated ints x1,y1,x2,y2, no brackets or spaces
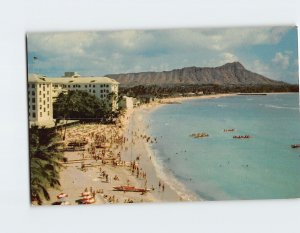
265,104,299,110
142,130,200,201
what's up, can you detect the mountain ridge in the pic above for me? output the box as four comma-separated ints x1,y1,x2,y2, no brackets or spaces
106,62,287,87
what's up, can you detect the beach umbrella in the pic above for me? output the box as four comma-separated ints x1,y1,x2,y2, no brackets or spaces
82,195,93,200
81,191,91,197
82,198,95,204
57,193,68,199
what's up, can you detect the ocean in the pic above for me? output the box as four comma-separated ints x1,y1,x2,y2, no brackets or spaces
147,93,300,201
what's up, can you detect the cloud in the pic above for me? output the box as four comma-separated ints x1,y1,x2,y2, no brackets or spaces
28,26,289,58
272,51,291,69
27,32,98,56
244,59,279,80
26,26,297,83
163,27,289,52
220,52,239,64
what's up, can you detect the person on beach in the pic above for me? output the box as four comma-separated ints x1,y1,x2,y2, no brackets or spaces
162,184,165,192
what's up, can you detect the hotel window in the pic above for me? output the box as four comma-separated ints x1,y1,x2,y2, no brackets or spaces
78,85,81,88
92,90,95,93
47,91,49,95
47,97,49,102
48,111,50,116
73,85,75,87
44,108,46,112
100,90,103,93
32,91,35,96
39,98,42,102
29,105,30,109
47,104,49,108
32,98,35,103
89,90,91,92
39,84,41,87
40,105,42,110
100,85,103,88
40,112,42,117
43,86,45,91
100,94,103,98
89,84,91,87
68,85,70,88
93,85,95,88
32,105,35,110
43,94,45,98
32,84,35,88
39,91,41,95
33,113,36,118
85,85,87,88
43,100,45,105
106,84,109,87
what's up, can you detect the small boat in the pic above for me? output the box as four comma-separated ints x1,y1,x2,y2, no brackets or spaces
224,129,235,132
291,144,300,148
113,185,150,193
233,135,251,139
190,132,209,138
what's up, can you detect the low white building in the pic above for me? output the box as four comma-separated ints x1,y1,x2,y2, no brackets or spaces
28,72,119,127
119,96,134,110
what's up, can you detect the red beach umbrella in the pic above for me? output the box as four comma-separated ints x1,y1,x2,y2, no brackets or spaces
57,193,68,199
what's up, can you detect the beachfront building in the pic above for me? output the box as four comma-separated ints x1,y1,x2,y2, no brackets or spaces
28,72,119,127
119,96,134,110
28,74,53,126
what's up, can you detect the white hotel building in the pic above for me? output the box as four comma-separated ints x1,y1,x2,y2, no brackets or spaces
28,72,119,127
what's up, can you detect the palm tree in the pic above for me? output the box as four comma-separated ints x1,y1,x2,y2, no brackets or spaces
29,126,65,205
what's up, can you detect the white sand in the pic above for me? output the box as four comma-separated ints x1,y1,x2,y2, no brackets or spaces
42,94,236,206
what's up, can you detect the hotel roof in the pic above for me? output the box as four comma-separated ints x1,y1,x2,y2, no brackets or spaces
28,74,52,83
28,74,119,85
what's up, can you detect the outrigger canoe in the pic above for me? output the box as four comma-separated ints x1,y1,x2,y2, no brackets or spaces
113,185,150,192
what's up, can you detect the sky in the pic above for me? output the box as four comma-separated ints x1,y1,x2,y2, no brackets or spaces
27,26,299,84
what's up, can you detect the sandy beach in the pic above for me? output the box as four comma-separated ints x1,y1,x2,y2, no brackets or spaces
43,93,236,206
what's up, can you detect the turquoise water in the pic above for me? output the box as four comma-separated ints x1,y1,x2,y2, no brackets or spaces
148,94,300,201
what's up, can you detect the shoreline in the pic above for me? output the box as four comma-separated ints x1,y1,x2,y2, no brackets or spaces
121,93,238,202
41,93,238,205
121,106,197,202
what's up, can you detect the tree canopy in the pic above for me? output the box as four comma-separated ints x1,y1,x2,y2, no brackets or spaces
120,83,299,99
53,90,113,122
